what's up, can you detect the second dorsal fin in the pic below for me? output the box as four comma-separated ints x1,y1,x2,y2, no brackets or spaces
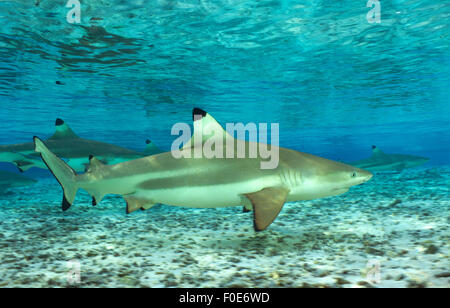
86,155,105,173
48,118,79,139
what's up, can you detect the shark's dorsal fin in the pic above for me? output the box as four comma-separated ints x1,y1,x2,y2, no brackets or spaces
48,119,79,139
371,145,386,156
86,155,105,173
182,108,233,150
244,187,290,231
144,139,162,155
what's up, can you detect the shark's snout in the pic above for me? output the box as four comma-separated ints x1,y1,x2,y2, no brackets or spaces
355,168,373,185
364,170,373,181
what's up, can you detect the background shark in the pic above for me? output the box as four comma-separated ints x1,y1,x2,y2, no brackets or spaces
349,145,429,171
0,119,157,172
0,170,36,193
34,108,373,231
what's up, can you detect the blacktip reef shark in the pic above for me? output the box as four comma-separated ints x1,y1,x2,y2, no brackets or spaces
0,170,36,193
349,145,429,171
34,108,373,231
0,119,157,173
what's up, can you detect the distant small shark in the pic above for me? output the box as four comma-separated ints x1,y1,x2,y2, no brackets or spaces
349,145,429,171
0,119,160,173
0,170,36,193
34,108,373,231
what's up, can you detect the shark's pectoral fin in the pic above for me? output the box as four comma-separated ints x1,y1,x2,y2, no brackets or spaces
124,195,156,214
13,158,44,172
13,161,30,172
244,187,289,231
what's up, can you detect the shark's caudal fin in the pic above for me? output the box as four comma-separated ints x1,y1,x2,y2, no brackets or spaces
33,137,79,211
48,118,79,140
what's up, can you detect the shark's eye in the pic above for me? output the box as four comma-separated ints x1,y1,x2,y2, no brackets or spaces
351,172,357,178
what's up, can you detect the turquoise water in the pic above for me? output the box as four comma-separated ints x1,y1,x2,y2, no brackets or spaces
0,1,449,288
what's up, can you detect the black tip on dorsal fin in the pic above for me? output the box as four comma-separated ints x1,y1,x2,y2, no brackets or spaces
92,197,97,206
193,107,207,121
62,195,72,211
146,139,151,144
89,154,94,160
372,145,377,149
55,118,64,126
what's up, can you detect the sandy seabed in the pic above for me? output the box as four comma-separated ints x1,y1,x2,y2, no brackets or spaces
0,167,448,288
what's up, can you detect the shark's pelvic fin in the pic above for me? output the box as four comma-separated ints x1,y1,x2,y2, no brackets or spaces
48,118,79,140
244,187,289,231
124,195,156,214
34,136,79,211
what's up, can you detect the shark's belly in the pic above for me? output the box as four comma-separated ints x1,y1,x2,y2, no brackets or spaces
138,177,279,208
97,155,283,208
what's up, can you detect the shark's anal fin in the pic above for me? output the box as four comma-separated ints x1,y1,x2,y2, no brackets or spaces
124,195,156,214
244,187,289,231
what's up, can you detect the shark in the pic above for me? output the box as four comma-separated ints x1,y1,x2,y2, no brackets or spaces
0,119,156,173
0,170,36,193
349,145,429,171
33,108,373,231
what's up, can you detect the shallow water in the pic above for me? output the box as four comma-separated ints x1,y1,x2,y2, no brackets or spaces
0,1,449,287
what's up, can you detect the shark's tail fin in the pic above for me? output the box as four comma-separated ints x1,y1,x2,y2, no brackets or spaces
33,136,78,211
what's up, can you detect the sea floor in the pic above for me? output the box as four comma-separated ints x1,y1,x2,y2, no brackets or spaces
0,167,448,288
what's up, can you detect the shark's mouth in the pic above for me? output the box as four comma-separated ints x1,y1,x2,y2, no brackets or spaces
332,187,350,194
